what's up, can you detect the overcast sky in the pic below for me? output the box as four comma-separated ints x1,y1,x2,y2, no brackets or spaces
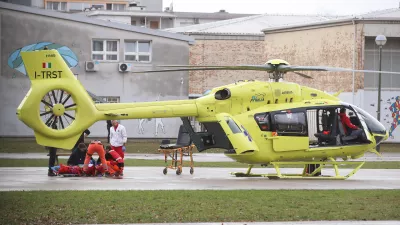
162,0,399,15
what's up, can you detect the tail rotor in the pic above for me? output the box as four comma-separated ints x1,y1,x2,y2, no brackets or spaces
40,89,77,130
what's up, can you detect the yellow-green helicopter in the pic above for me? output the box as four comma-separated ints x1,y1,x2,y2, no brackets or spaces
16,50,400,180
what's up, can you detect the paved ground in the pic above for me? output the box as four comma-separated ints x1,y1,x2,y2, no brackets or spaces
1,167,399,191
88,222,400,225
1,152,400,162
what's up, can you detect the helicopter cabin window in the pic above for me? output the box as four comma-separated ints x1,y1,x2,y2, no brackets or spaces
254,113,271,131
225,117,241,134
273,111,307,136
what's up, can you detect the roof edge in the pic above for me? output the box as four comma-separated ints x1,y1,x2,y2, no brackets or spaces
262,17,355,33
262,17,400,33
0,2,195,44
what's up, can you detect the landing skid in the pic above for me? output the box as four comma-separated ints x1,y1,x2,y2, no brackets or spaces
231,157,365,180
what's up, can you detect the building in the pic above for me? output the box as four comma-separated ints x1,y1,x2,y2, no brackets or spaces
0,0,255,30
84,9,257,29
168,10,256,28
261,8,400,142
165,13,344,96
0,1,195,139
0,0,162,12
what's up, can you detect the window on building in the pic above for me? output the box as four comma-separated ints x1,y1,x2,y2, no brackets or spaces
106,3,126,10
273,111,307,136
124,40,151,62
46,1,67,11
113,3,126,10
92,96,120,104
92,40,119,61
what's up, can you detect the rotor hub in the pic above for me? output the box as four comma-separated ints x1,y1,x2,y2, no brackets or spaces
52,104,65,116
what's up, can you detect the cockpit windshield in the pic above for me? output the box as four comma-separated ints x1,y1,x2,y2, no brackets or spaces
351,104,386,135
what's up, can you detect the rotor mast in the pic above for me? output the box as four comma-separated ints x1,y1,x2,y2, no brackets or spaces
269,71,284,82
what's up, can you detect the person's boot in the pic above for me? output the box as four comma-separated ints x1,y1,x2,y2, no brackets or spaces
104,171,112,177
48,169,56,176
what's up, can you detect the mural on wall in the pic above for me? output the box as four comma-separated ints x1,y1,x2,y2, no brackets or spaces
8,42,78,75
137,94,167,136
386,96,400,139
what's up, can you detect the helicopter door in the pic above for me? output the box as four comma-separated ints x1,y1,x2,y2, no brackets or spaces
215,113,259,154
270,110,309,152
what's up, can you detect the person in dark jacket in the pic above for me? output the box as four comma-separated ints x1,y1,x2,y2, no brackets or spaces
67,145,90,166
106,120,112,143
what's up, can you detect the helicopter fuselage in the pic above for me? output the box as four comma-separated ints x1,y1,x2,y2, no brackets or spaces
188,80,387,165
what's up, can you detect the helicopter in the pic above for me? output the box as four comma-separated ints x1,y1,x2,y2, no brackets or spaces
16,50,400,180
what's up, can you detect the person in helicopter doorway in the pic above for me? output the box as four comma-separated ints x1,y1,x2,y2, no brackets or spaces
338,108,364,141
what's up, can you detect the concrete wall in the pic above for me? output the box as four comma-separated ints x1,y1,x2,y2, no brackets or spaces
364,24,400,38
0,7,191,139
189,39,266,95
31,0,44,8
138,0,162,12
264,23,364,93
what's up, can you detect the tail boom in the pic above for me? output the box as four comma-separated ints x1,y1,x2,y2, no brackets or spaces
97,100,198,120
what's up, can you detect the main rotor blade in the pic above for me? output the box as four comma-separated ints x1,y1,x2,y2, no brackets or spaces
279,65,400,75
291,72,313,79
133,65,274,73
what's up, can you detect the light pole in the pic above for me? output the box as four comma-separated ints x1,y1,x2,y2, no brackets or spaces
375,34,386,152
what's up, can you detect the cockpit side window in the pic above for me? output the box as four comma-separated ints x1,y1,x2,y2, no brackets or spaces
351,105,386,135
225,117,242,134
254,112,271,131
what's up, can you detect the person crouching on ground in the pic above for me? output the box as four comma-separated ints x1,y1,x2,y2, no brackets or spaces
67,143,94,166
96,145,125,177
82,141,109,176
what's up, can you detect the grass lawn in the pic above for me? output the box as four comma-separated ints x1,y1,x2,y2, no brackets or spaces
0,190,399,225
0,137,399,154
1,158,400,169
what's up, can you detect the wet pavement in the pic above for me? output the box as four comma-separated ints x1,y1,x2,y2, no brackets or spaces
1,167,399,191
1,152,400,162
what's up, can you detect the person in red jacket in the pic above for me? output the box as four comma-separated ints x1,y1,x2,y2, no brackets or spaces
96,145,124,177
339,108,363,139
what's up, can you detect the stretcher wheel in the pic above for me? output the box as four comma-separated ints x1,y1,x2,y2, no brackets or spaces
176,167,182,175
163,168,168,175
190,167,194,175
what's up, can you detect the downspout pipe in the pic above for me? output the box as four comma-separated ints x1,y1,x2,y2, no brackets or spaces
352,19,356,105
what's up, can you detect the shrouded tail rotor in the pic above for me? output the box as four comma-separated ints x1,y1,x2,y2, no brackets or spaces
40,89,77,130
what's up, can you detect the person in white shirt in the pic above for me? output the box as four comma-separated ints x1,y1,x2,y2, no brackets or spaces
109,120,127,159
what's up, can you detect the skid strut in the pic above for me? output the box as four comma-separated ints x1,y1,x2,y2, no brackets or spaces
231,158,365,180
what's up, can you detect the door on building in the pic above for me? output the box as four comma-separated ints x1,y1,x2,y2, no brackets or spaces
149,21,159,29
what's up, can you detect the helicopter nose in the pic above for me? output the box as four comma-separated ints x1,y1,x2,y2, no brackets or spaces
384,130,389,141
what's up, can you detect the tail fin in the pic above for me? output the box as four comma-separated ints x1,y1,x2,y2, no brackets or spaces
17,50,98,149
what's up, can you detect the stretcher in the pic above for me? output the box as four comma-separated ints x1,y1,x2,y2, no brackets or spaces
158,144,195,175
157,125,195,175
